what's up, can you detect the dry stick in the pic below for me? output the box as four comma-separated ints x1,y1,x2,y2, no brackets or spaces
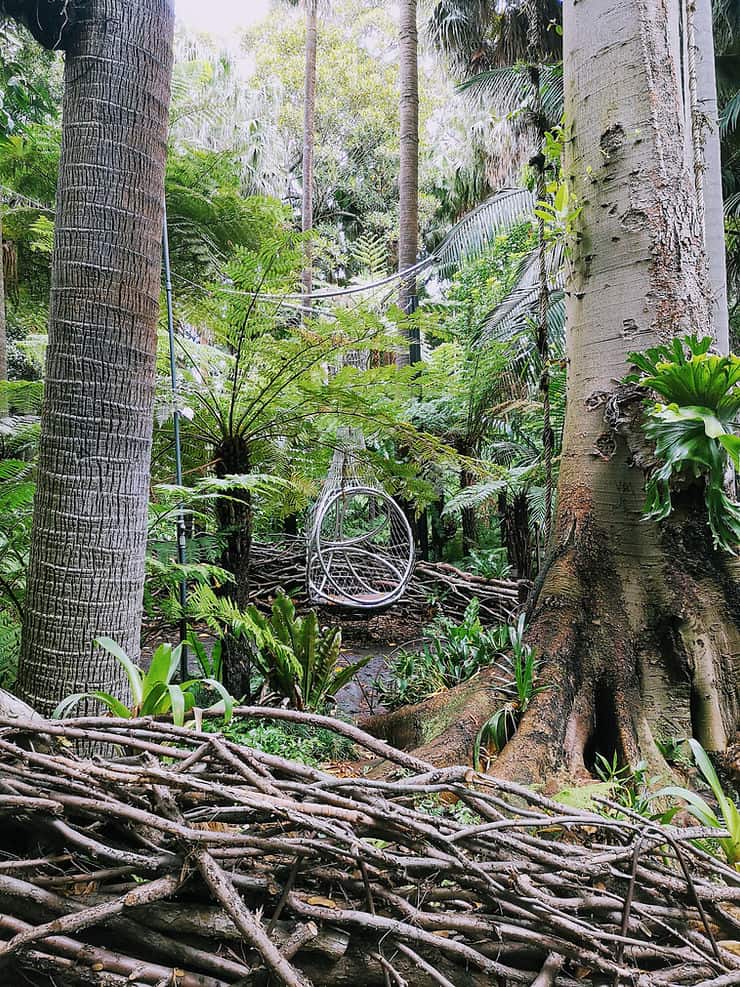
0,875,182,959
530,951,564,987
0,874,252,981
151,779,311,987
195,849,311,987
0,914,226,987
613,837,643,984
393,942,457,987
267,855,303,934
371,951,408,987
596,797,724,967
0,719,736,985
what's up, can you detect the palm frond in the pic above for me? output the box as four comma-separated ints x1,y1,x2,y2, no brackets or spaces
433,187,535,277
720,88,740,136
458,62,563,131
477,240,565,346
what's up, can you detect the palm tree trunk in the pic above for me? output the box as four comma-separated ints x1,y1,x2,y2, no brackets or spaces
16,0,174,715
301,0,318,314
0,213,7,417
397,0,419,367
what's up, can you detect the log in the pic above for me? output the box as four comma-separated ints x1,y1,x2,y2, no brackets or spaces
246,541,525,627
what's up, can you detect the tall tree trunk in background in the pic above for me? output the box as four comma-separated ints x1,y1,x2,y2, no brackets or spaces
397,0,419,366
17,0,174,715
367,0,740,778
493,0,740,784
301,0,318,314
691,0,728,347
0,213,6,417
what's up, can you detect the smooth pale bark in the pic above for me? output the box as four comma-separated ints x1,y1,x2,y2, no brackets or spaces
692,0,729,348
493,0,740,784
17,0,174,714
301,0,318,310
396,0,419,366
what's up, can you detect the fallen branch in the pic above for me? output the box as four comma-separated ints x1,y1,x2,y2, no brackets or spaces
0,711,738,986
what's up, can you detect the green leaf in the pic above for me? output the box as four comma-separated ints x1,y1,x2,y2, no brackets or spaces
553,182,568,212
167,684,186,727
96,637,143,707
654,785,720,829
201,678,234,723
53,692,97,719
143,643,176,694
141,681,168,716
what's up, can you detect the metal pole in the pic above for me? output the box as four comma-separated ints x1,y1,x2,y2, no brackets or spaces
162,204,189,681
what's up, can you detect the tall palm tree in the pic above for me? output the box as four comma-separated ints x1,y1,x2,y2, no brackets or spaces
13,0,174,715
397,0,420,366
302,0,319,311
0,213,6,414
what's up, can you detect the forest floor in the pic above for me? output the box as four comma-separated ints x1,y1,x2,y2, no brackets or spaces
141,607,423,720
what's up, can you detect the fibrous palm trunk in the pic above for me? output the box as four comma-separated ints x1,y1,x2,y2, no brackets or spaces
17,0,174,715
494,0,740,784
301,0,318,314
0,212,6,416
397,0,420,366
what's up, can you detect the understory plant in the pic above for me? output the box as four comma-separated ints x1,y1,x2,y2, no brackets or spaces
656,739,740,868
205,717,356,766
626,335,740,551
378,598,509,709
53,638,233,727
245,592,370,711
474,614,546,768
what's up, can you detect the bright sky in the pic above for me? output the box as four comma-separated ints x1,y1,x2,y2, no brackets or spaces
175,0,272,36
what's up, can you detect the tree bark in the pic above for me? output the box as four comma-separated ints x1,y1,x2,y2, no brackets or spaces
0,212,7,417
16,0,174,715
383,0,740,785
492,0,740,786
396,0,419,366
691,0,729,349
301,0,318,313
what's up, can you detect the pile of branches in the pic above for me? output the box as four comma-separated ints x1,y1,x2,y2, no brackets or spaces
249,541,525,624
1,708,740,987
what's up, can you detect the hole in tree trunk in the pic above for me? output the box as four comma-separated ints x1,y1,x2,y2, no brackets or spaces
584,681,622,773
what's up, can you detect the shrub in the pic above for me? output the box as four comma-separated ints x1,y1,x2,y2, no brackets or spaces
54,637,233,727
378,598,509,710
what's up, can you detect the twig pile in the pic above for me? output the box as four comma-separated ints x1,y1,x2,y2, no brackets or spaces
249,540,525,624
0,709,739,986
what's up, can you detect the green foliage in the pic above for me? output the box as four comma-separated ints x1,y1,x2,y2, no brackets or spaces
53,638,233,728
656,739,740,868
594,754,655,818
0,23,60,139
626,335,740,552
379,599,508,710
245,592,370,711
474,615,545,768
463,547,513,579
205,716,356,766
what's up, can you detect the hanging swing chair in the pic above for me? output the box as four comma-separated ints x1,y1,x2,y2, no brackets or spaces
307,428,415,610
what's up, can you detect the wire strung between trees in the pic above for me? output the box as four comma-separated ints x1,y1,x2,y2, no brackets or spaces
0,710,738,987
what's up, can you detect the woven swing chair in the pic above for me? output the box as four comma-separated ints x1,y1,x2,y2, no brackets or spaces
306,428,415,611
